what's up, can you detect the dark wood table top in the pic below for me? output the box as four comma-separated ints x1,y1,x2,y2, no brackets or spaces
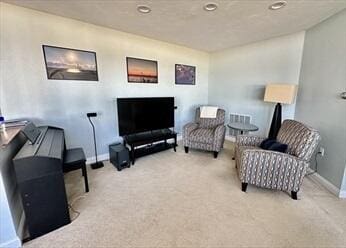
0,126,23,147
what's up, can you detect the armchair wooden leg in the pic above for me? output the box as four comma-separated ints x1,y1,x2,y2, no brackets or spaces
213,151,218,158
291,191,298,200
184,146,189,153
241,183,248,192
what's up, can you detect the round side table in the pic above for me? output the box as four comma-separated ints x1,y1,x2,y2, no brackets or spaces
228,122,259,160
227,122,259,135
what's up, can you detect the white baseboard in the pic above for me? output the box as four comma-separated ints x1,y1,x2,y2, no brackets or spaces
87,136,182,164
87,138,345,199
0,237,21,248
308,171,345,198
86,153,109,165
88,135,182,164
88,135,233,163
225,135,236,142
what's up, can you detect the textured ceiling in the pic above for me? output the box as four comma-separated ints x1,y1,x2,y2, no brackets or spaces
2,0,346,52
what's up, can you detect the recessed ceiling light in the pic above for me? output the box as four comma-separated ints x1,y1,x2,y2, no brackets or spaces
269,1,287,10
204,3,218,11
137,5,151,14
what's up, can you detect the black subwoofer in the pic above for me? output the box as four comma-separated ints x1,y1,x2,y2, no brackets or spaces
109,143,130,171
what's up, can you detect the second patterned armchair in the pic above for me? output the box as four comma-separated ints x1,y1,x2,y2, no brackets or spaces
183,108,226,158
235,119,320,199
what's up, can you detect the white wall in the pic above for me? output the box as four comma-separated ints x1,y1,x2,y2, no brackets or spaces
208,32,305,137
0,175,21,248
0,4,345,248
0,3,209,158
295,9,346,193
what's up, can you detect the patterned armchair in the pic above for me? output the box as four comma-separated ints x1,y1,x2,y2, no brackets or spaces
235,120,320,199
183,108,226,158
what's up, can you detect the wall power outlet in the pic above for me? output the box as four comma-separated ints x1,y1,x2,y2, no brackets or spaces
319,147,325,157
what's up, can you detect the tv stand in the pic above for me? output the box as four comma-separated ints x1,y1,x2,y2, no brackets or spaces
123,129,177,165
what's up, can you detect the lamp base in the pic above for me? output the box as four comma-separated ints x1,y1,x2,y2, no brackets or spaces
90,161,104,170
268,103,282,139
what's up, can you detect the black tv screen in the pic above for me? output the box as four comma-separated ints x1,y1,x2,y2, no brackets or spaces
117,97,174,136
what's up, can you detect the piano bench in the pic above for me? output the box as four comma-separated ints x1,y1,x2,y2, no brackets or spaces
63,148,89,193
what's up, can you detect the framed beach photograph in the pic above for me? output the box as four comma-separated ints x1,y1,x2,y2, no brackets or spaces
175,64,196,85
126,57,158,84
42,45,98,81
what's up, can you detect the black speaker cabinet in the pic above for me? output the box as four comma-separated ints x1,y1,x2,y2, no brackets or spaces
18,173,70,239
109,143,130,171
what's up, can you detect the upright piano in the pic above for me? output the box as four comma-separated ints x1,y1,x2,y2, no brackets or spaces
13,125,71,239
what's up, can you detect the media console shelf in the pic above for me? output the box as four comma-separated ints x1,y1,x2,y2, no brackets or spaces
123,129,177,165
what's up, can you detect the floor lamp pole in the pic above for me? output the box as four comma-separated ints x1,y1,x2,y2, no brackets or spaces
268,103,282,139
87,113,104,169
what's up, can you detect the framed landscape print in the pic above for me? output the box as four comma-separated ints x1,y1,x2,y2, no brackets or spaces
175,64,196,85
42,45,98,81
126,57,158,83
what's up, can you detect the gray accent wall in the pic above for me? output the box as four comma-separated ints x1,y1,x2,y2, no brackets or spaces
208,32,305,137
295,10,346,191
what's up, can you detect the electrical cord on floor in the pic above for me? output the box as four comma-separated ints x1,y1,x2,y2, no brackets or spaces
68,195,86,221
68,203,80,221
70,195,86,206
306,152,320,176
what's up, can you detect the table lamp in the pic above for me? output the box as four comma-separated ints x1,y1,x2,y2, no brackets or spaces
264,84,298,139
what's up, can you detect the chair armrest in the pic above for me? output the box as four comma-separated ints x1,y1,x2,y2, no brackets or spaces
236,135,265,147
239,148,309,191
213,125,226,151
214,125,226,136
183,123,198,138
242,148,302,161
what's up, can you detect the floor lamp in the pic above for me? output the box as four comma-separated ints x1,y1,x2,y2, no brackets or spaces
264,84,298,139
87,112,104,169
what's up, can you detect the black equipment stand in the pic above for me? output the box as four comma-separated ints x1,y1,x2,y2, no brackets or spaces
87,112,104,169
123,129,177,165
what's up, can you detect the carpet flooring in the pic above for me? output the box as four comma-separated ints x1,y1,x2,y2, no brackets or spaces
24,141,346,247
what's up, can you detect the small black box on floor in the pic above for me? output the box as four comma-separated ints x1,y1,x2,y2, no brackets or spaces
109,143,130,171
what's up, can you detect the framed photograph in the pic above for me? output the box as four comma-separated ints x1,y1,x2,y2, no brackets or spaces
126,57,158,84
175,64,196,85
42,45,98,81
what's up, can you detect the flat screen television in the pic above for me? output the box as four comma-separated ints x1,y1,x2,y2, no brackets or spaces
117,97,174,136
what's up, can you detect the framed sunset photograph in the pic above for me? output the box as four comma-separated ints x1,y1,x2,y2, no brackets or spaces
175,64,196,85
42,45,98,81
126,57,158,84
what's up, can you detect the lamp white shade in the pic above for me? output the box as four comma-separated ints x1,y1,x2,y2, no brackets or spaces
264,84,298,104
